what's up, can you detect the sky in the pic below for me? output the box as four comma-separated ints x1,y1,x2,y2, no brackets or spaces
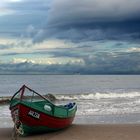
0,0,140,74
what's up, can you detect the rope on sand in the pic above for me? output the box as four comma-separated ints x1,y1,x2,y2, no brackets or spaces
11,121,24,140
11,125,19,140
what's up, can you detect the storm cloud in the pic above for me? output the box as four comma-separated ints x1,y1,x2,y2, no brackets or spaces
29,0,140,43
1,0,140,42
47,0,140,25
0,0,140,74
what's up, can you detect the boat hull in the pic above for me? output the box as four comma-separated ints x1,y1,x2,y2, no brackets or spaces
11,103,75,135
10,85,77,135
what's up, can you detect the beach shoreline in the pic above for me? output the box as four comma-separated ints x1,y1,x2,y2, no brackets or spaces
1,124,140,140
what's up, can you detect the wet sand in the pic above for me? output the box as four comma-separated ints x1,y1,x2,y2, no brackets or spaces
1,124,140,140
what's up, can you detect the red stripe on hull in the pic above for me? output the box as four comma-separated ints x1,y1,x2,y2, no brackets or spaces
11,104,74,129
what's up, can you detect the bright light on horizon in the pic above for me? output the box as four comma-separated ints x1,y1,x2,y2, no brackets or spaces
9,0,22,2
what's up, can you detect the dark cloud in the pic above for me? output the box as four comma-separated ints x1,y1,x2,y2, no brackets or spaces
36,19,140,43
1,0,140,42
47,0,140,25
25,0,140,43
81,52,140,74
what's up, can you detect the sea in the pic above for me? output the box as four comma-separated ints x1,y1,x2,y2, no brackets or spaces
0,75,140,128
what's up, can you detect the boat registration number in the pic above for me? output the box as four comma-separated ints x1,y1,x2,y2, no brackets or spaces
28,110,40,119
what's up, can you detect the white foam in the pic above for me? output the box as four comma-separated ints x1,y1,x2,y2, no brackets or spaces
0,105,11,117
57,92,140,100
0,105,13,128
94,92,140,99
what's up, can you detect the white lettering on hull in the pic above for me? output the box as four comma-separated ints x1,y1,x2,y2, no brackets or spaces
28,110,40,119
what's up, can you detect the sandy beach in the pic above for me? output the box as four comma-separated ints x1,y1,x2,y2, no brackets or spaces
1,124,140,140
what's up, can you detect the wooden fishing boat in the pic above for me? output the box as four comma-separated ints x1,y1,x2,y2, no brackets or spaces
9,85,77,135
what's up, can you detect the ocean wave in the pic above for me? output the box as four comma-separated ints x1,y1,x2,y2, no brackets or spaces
56,92,140,100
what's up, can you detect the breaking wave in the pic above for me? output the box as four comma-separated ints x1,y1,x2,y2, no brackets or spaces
56,92,140,100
